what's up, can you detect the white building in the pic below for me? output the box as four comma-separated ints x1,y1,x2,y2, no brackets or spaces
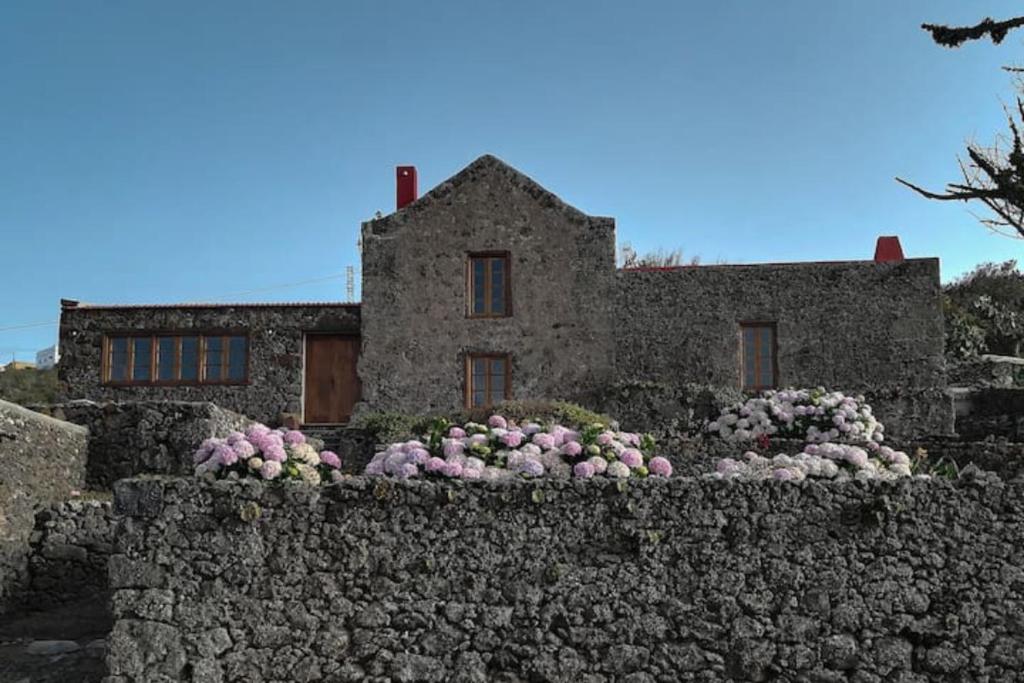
35,344,59,370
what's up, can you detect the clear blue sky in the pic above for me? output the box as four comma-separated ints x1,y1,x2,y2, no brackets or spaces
3,1,1024,360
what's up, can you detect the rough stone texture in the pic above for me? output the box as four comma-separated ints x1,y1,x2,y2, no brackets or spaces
615,261,952,439
58,303,360,425
30,400,253,488
0,399,88,614
107,475,1024,682
952,387,1024,442
948,354,1024,388
299,425,377,474
589,381,745,436
359,154,617,415
25,500,117,610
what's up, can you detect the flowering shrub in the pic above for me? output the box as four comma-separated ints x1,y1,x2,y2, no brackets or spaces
707,388,884,445
711,443,914,482
194,424,343,484
364,414,673,481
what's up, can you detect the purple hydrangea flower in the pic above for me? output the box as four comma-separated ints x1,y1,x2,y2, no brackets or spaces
424,457,447,473
773,468,794,481
573,461,596,479
409,448,431,465
443,440,466,457
364,460,384,476
213,443,238,467
283,430,306,446
442,461,463,478
619,449,643,468
232,440,256,460
397,463,419,479
487,415,508,429
648,456,673,477
519,459,544,477
448,427,467,439
319,451,341,469
562,441,582,457
225,431,246,445
263,445,287,462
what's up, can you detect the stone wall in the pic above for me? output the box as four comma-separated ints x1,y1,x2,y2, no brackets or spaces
359,154,617,415
107,475,1024,681
25,499,116,611
615,260,952,439
30,400,252,488
0,399,88,614
952,387,1024,442
58,303,360,425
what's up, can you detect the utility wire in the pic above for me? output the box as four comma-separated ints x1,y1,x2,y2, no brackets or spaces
0,271,352,335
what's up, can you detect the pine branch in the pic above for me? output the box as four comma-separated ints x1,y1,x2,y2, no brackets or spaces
922,16,1024,48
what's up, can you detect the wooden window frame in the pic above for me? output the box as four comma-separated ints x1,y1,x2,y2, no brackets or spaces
739,322,778,392
466,251,512,319
464,353,512,410
101,332,250,387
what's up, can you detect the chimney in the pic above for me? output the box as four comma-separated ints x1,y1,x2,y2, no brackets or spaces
873,236,904,263
396,166,417,210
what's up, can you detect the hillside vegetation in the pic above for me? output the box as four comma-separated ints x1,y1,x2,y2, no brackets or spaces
0,367,58,406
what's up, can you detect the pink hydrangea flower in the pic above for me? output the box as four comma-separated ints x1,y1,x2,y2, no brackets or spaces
260,460,282,480
573,461,595,479
409,448,430,465
442,461,463,478
562,441,583,457
319,451,341,469
773,468,794,481
501,431,524,448
487,415,508,429
648,456,673,477
596,432,615,446
284,430,306,445
226,432,246,445
587,456,608,474
232,441,256,460
263,445,287,462
532,433,555,450
424,457,447,473
619,449,643,468
214,444,238,467
443,440,466,458
448,427,467,438
461,467,482,480
364,460,384,476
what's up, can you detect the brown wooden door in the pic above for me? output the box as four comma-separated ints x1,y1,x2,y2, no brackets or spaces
304,334,361,424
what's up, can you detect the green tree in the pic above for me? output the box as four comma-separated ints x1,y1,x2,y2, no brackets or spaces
944,261,1024,358
0,367,59,406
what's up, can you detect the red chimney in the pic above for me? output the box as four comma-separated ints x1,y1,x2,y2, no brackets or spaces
873,236,904,263
396,166,417,210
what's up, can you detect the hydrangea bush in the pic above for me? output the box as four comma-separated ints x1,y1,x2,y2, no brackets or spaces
707,388,884,445
193,423,343,485
711,443,914,482
364,414,673,481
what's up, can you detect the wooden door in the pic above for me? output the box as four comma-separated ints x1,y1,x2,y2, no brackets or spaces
304,334,361,424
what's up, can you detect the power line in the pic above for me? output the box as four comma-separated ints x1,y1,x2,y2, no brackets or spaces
0,271,351,335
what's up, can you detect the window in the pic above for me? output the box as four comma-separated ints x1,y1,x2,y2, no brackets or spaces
103,333,248,385
467,252,510,318
465,354,510,408
741,323,777,391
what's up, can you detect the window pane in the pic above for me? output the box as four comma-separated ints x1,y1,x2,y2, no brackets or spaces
157,338,177,381
489,370,505,400
490,259,505,314
180,337,199,381
473,357,486,377
109,337,129,381
472,259,486,314
205,336,224,381
227,336,247,381
472,389,486,407
132,338,152,381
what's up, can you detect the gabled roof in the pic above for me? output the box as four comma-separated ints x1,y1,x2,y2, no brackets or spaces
366,154,607,232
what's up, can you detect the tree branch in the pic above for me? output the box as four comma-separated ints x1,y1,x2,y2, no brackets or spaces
922,16,1024,48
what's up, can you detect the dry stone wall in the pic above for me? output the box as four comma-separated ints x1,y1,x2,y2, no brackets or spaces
30,400,252,488
0,399,88,614
107,475,1024,682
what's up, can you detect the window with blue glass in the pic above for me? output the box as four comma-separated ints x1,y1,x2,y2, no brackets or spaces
466,354,510,409
104,333,248,385
741,323,777,391
468,252,510,318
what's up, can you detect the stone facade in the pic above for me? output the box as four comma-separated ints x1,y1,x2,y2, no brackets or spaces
107,475,1024,682
30,400,252,488
359,154,617,415
58,303,359,425
0,399,88,613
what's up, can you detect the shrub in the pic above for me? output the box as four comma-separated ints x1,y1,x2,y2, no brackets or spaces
193,424,343,484
712,443,914,482
364,413,669,481
349,412,440,444
707,388,884,445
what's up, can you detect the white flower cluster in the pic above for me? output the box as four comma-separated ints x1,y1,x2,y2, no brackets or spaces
707,388,884,444
711,444,915,482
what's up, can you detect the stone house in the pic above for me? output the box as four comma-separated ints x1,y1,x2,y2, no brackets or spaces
59,154,950,435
